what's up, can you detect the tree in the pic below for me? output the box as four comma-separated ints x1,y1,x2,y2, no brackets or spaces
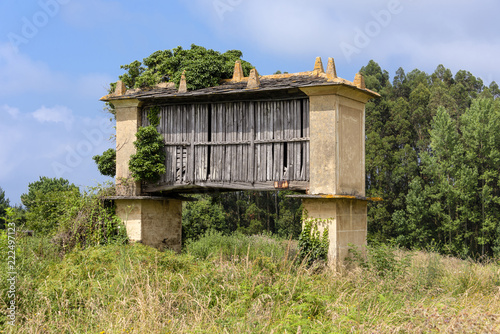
396,100,500,257
182,196,228,242
0,187,9,229
361,60,495,252
21,177,80,235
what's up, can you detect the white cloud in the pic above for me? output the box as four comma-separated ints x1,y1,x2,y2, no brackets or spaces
1,104,20,119
191,0,500,82
0,43,68,96
32,105,74,130
0,42,115,101
0,107,114,204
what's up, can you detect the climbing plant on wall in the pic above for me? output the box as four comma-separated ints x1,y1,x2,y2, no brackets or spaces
128,107,166,182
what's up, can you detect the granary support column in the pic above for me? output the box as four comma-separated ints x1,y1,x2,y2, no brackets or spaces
114,198,182,252
299,80,374,268
113,98,143,196
112,93,182,252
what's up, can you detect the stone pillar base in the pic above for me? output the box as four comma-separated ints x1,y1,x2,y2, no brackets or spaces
115,198,182,252
302,198,367,269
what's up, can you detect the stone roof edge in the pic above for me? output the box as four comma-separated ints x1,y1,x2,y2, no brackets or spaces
100,57,380,102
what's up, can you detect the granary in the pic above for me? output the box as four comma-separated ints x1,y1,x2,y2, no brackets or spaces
101,57,380,267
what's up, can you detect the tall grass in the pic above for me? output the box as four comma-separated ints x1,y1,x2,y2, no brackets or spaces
2,233,500,333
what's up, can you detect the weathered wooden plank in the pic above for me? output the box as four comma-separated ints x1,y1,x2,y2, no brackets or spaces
286,100,294,179
172,106,177,184
143,180,309,193
230,102,237,181
272,101,279,180
239,102,245,182
199,105,206,182
304,98,310,180
212,104,218,181
182,105,188,183
194,105,200,181
202,104,208,181
175,106,180,183
164,106,169,184
260,102,267,182
224,103,232,182
188,105,193,183
279,100,285,180
299,99,306,180
238,102,245,182
295,99,302,180
256,102,262,181
213,103,220,181
177,106,183,183
220,103,225,182
234,102,240,181
174,106,180,183
248,101,255,183
266,102,273,181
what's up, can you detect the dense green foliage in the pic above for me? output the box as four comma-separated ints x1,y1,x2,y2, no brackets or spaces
21,177,80,235
0,187,9,229
182,191,303,243
16,177,126,250
117,44,253,91
129,126,166,182
362,61,500,258
92,148,116,177
50,185,128,254
297,219,329,265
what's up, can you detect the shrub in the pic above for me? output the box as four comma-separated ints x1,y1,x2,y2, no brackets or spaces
348,242,412,278
182,197,228,242
52,185,128,254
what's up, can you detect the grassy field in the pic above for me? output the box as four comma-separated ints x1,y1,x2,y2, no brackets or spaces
2,232,500,333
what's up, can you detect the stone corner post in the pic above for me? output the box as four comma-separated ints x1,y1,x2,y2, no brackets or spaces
299,84,376,269
112,97,182,253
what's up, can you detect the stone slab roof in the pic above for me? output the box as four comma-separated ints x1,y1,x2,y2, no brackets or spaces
100,57,380,102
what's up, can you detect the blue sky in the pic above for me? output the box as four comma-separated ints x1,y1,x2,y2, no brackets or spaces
0,0,499,204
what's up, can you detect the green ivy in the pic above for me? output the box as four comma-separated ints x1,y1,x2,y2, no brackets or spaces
129,126,166,182
92,148,116,177
298,217,329,265
147,106,161,127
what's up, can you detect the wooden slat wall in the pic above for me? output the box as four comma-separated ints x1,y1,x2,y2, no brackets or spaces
142,98,310,190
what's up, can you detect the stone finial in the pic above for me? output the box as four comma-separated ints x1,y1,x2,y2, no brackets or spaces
232,60,244,82
247,68,260,89
313,57,324,75
115,80,127,96
326,57,337,80
354,72,366,89
178,70,187,93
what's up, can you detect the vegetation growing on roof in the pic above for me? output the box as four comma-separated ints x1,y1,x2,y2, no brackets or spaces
114,44,254,91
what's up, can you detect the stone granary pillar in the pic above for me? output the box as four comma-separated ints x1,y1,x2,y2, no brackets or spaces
111,90,182,252
296,65,380,268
